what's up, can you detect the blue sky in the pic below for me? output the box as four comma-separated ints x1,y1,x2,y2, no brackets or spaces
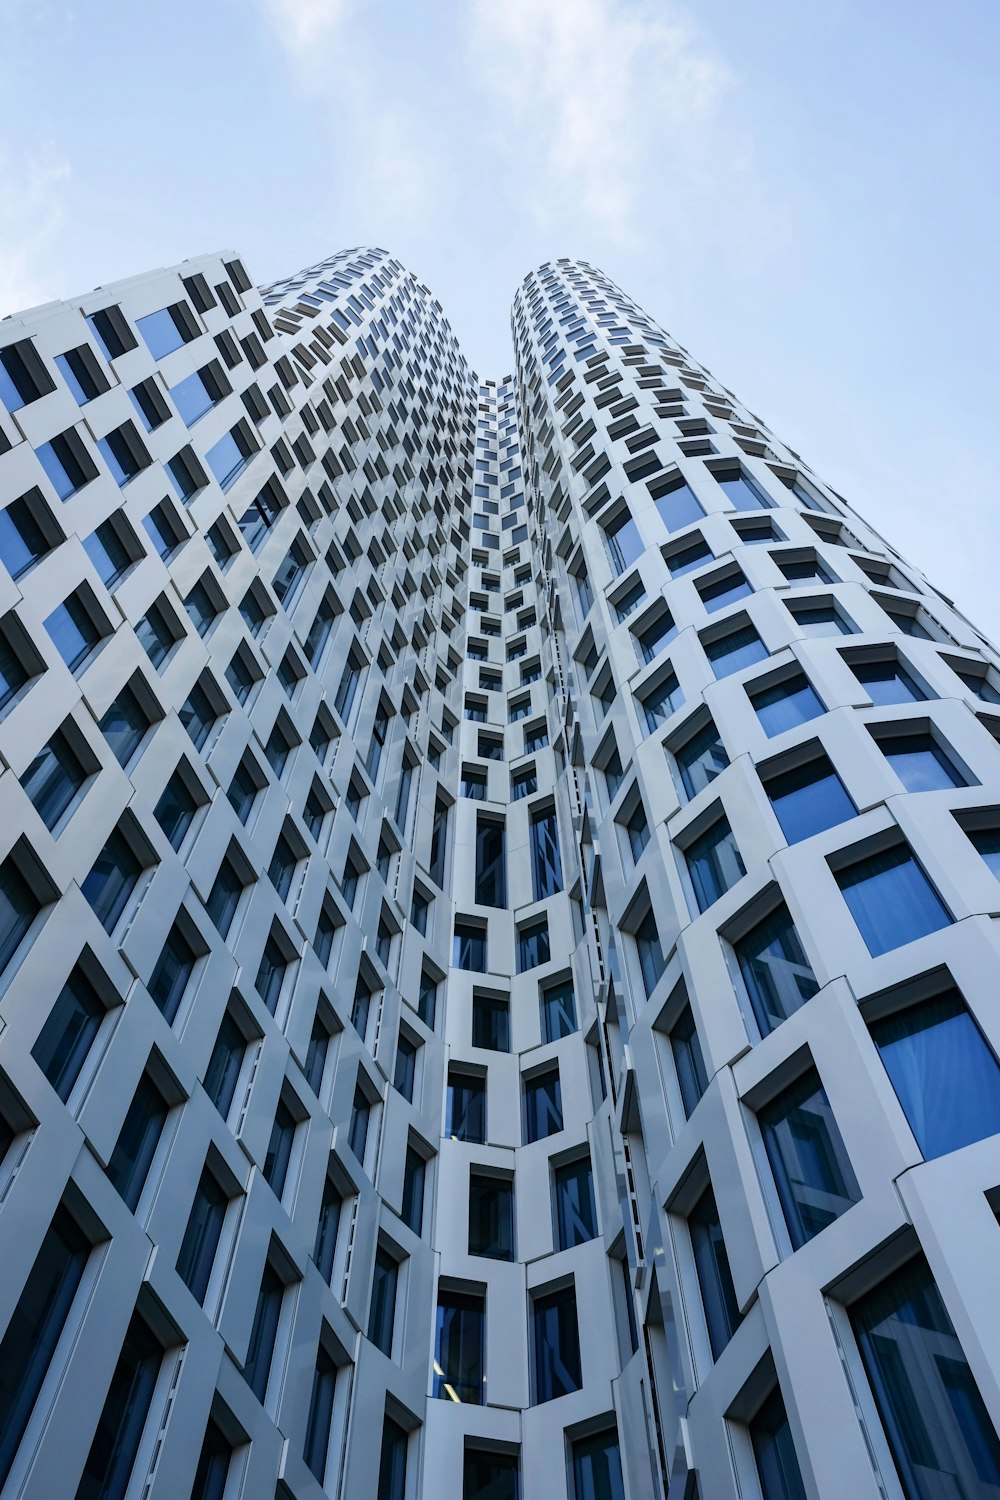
2,0,998,634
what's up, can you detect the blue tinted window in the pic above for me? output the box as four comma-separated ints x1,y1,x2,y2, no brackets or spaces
689,1184,741,1359
850,658,925,705
136,305,191,359
970,827,1000,882
524,1068,562,1142
36,434,91,500
836,845,951,956
686,817,745,912
870,990,1000,1159
766,756,854,844
652,478,704,532
205,431,248,491
715,468,772,511
603,512,643,575
554,1157,597,1248
705,623,767,679
736,905,818,1034
667,537,713,577
0,494,51,578
32,966,104,1101
532,1284,581,1403
750,1386,806,1500
675,720,729,800
21,728,88,829
880,734,964,792
641,671,683,732
171,369,214,425
851,1257,1000,1499
671,1002,708,1117
572,1429,626,1500
44,594,102,671
759,1068,860,1248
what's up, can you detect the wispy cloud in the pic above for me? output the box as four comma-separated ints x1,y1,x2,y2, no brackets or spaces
0,150,72,318
467,0,751,250
257,0,354,71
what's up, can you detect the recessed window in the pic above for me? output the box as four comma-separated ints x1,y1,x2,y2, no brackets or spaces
44,590,105,672
674,717,729,800
136,302,197,359
532,1283,582,1403
869,989,1000,1159
82,823,150,932
571,1429,625,1500
100,679,154,766
107,1070,169,1209
524,1066,562,1142
0,339,54,410
749,1386,805,1500
21,725,91,830
0,489,59,579
787,600,854,637
758,1067,860,1248
263,1097,297,1198
748,672,824,737
376,1416,408,1500
634,905,666,996
554,1156,597,1248
639,669,683,732
530,806,563,899
848,654,925,705
666,535,713,577
97,421,150,486
517,918,550,972
176,1165,229,1304
447,1068,486,1143
686,815,746,912
850,1257,1000,1496
834,844,951,956
712,463,772,511
764,753,855,844
874,730,967,792
472,993,510,1052
149,920,198,1024
968,824,1000,881
31,964,107,1102
454,919,487,973
85,514,139,588
203,1010,251,1120
245,1261,285,1402
602,508,643,576
433,1287,485,1404
469,1172,514,1260
367,1246,399,1355
541,978,576,1042
670,1001,708,1117
650,470,704,531
75,1311,165,1496
401,1143,425,1231
704,621,767,679
698,567,752,613
464,1449,520,1500
689,1182,741,1359
735,904,818,1035
633,606,675,664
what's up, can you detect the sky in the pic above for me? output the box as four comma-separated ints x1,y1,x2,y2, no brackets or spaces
1,0,998,636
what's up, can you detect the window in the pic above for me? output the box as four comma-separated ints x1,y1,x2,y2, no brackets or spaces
463,768,487,800
0,490,57,578
674,719,729,800
634,608,675,664
749,1386,806,1500
418,970,438,1030
401,1145,425,1233
969,825,1000,881
149,921,197,1024
190,1418,232,1500
835,845,951,956
877,731,965,792
107,1071,169,1210
571,1428,626,1500
667,536,713,577
144,499,185,559
671,1002,708,1117
35,430,96,499
764,754,855,844
100,681,152,766
0,1203,91,1488
313,1178,342,1283
524,1067,562,1142
634,906,666,996
256,931,290,1016
447,1069,486,1143
0,617,36,714
367,1247,398,1356
851,1256,1000,1499
184,578,219,638
85,516,137,587
206,852,246,938
305,1014,332,1096
227,758,261,825
171,363,227,426
530,806,563,899
179,677,221,751
759,1068,860,1248
511,765,537,801
735,904,818,1035
377,1416,407,1500
334,654,362,722
304,1345,338,1484
0,339,53,409
263,1099,296,1198
698,567,752,613
129,377,168,431
473,993,510,1051
602,509,643,575
21,726,89,829
44,591,104,672
454,920,487,973
475,818,507,907
204,1011,248,1119
848,655,925,705
787,601,853,637
640,670,683,732
429,797,450,888
517,918,550,972
245,1262,284,1402
395,1034,418,1102
714,464,772,511
554,1156,597,1248
97,421,150,486
469,1172,514,1260
136,599,180,671
704,621,767,679
75,1309,164,1499
749,672,824,737
176,1166,228,1304
689,1183,741,1359
651,472,704,531
532,1284,582,1402
541,979,576,1042
464,1449,520,1500
32,964,106,1100
686,816,745,912
869,989,1000,1159
137,302,196,357
434,1288,485,1403
81,824,148,932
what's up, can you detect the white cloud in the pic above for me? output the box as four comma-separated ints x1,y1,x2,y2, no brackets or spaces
0,150,72,318
467,0,741,245
257,0,354,69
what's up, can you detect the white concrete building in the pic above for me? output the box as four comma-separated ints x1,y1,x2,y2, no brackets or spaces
0,246,999,1500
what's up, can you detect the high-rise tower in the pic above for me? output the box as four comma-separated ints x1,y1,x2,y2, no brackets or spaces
0,245,998,1500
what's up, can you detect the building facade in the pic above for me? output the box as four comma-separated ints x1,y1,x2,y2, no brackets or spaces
0,245,999,1500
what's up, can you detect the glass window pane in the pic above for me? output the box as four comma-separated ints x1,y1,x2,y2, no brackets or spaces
736,905,819,1035
554,1157,597,1249
836,846,951,956
766,757,854,844
469,1174,514,1261
750,1386,806,1500
572,1428,626,1500
686,817,745,913
759,1068,860,1248
433,1289,485,1404
532,1284,582,1403
750,674,824,736
689,1184,741,1359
